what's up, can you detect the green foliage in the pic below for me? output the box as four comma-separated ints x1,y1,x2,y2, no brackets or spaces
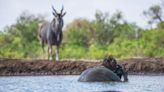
0,12,43,59
64,19,90,47
141,29,164,57
157,21,164,29
1,11,164,60
60,45,87,59
62,10,164,59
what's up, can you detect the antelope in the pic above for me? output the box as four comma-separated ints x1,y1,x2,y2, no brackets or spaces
38,6,66,61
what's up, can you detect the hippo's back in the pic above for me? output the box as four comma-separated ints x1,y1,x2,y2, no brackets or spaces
78,67,121,82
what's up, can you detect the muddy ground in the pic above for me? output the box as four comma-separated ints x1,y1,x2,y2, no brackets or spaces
0,57,164,76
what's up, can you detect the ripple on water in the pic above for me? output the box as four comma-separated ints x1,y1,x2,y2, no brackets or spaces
0,75,164,92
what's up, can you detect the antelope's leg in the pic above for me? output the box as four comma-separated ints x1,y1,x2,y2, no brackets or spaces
47,45,50,60
49,45,53,61
41,41,45,59
56,46,59,61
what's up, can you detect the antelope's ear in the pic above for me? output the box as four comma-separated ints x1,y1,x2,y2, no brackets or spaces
62,12,66,17
52,12,57,17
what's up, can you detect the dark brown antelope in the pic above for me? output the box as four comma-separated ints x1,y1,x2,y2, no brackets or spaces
38,6,66,61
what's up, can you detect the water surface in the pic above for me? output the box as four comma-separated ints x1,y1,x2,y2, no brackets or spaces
0,75,163,92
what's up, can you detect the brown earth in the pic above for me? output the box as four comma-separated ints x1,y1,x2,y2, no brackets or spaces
0,57,164,76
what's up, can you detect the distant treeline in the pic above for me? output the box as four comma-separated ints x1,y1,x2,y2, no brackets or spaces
0,4,164,59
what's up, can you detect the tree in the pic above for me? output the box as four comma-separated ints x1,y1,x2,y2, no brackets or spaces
64,19,90,47
110,11,123,27
143,5,163,24
0,11,44,58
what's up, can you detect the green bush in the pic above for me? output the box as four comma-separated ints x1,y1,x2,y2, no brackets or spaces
1,11,164,60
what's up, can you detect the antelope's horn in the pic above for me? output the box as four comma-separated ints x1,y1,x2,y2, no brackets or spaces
52,5,58,14
61,5,64,14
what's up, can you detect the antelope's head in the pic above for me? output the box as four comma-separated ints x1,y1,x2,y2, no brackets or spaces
52,5,66,31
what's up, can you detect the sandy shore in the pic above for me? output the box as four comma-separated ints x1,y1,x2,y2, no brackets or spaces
0,57,164,76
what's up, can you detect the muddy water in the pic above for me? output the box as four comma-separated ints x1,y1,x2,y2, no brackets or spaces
0,75,163,92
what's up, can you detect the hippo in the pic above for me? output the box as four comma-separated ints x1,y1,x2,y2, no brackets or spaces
78,56,128,82
78,66,121,82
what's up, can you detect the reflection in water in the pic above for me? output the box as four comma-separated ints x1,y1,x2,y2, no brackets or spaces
0,75,164,92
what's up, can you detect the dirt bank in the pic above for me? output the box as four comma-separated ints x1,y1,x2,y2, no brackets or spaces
0,58,164,76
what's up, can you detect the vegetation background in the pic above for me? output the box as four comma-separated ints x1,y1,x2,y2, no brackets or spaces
0,3,164,60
